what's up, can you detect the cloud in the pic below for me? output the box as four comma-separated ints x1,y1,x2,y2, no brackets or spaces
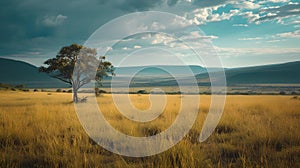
242,11,261,23
288,2,299,5
151,21,167,31
176,31,219,45
259,0,290,3
114,0,164,11
100,0,183,11
216,46,300,56
1,0,300,67
202,35,219,39
0,0,127,62
151,33,174,45
260,6,281,10
192,0,230,8
267,39,282,42
232,1,261,9
209,9,240,22
238,37,263,40
276,30,300,38
233,24,249,27
256,3,300,23
167,0,179,6
133,45,142,49
239,2,300,24
39,14,68,27
188,7,239,25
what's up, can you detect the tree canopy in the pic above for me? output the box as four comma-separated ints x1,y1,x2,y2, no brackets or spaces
39,44,114,103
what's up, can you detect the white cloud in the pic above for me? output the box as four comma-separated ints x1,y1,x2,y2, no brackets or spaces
162,0,299,26
241,11,261,23
141,34,152,40
267,39,282,43
238,37,263,41
133,45,142,49
289,9,300,12
203,35,219,39
151,21,166,31
233,24,249,27
105,47,113,52
276,30,300,38
266,12,278,17
256,3,300,23
216,46,300,56
188,7,239,25
288,2,299,5
260,6,281,10
40,14,68,27
151,34,174,45
238,2,300,25
211,9,240,21
259,0,289,4
270,0,289,2
232,1,261,9
178,31,218,42
192,0,231,8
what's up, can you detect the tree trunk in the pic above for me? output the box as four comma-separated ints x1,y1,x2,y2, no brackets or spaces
73,87,78,103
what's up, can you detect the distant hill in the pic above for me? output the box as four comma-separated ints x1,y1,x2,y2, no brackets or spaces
103,65,219,87
114,61,300,87
1,57,299,88
224,61,300,85
0,58,68,88
114,65,208,77
194,61,300,86
101,61,300,87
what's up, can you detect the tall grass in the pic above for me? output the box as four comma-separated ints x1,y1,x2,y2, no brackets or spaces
0,91,299,167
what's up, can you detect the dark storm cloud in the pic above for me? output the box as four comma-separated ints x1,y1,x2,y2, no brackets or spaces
167,0,179,7
97,0,181,11
0,1,58,55
192,0,229,7
256,3,300,22
0,0,174,61
0,0,125,60
113,0,165,11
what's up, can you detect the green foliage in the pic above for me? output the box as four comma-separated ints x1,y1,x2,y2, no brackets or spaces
39,44,114,102
137,90,147,94
95,88,107,96
0,83,12,89
0,83,28,91
279,91,286,95
14,84,24,89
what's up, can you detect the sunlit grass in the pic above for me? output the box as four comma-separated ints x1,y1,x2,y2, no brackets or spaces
0,91,299,167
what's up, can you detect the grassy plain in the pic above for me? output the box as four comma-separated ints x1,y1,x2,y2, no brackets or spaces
0,91,299,167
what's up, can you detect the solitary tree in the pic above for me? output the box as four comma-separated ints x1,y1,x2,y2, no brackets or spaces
39,44,114,103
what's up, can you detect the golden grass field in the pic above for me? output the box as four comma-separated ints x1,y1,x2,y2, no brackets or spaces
0,90,300,167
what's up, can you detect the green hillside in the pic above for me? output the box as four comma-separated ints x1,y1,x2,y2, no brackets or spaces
0,58,68,88
1,57,299,88
225,61,300,85
194,61,300,86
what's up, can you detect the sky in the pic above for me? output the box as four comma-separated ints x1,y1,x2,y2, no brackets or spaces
0,0,300,68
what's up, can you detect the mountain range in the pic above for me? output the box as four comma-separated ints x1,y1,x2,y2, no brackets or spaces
0,57,299,88
0,58,68,88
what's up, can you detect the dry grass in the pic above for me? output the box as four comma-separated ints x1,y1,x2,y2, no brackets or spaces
0,91,299,167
